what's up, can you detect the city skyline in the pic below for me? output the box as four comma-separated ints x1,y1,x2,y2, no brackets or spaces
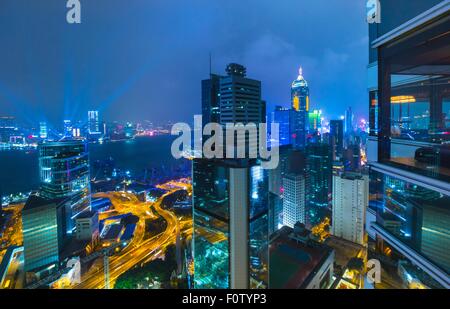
0,0,448,294
0,0,368,126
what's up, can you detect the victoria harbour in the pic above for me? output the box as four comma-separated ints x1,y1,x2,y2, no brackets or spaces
0,135,188,195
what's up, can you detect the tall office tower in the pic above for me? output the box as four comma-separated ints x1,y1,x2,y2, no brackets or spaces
218,63,264,156
219,63,264,124
22,194,69,274
282,150,307,228
331,173,368,246
39,140,91,235
88,110,100,134
290,67,310,149
330,120,344,160
306,142,332,227
194,64,268,289
271,106,291,146
192,159,268,289
268,145,291,234
344,107,354,136
202,74,222,125
63,120,72,137
308,109,322,134
367,0,450,288
39,122,48,139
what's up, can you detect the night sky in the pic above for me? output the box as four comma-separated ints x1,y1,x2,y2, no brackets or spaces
0,0,368,127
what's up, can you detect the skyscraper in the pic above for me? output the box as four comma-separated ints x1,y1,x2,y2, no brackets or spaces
63,120,72,137
0,116,16,143
282,173,306,228
193,64,268,289
290,67,310,149
268,145,291,234
39,122,48,140
367,0,450,288
39,140,91,235
306,142,332,227
271,106,290,146
201,74,222,126
88,111,100,134
331,173,368,245
330,120,344,160
344,107,354,136
219,63,264,125
192,159,268,289
308,109,322,134
282,150,307,228
22,194,69,274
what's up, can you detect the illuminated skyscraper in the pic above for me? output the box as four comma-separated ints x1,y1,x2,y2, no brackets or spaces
271,106,290,146
88,111,100,134
193,159,268,289
290,67,310,149
0,116,16,143
308,109,322,134
22,194,69,274
193,64,268,289
344,107,354,136
330,120,344,160
63,120,72,137
39,140,91,235
306,142,332,227
39,122,48,140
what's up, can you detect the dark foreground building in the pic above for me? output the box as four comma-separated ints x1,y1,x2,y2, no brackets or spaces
367,0,450,288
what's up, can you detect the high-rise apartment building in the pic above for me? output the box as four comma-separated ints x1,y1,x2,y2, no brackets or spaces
367,0,450,288
282,150,307,228
331,173,368,246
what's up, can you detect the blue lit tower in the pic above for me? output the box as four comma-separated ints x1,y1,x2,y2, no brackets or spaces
271,106,290,146
290,67,310,149
39,139,91,235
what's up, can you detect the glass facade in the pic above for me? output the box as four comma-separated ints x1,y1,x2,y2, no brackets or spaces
372,170,450,278
306,142,332,227
22,197,66,272
39,140,91,234
192,159,268,289
192,159,230,289
377,17,450,183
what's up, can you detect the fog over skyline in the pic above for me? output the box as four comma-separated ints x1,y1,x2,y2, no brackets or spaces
0,0,368,127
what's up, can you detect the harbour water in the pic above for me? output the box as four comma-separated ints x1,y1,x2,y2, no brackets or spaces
0,135,187,195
